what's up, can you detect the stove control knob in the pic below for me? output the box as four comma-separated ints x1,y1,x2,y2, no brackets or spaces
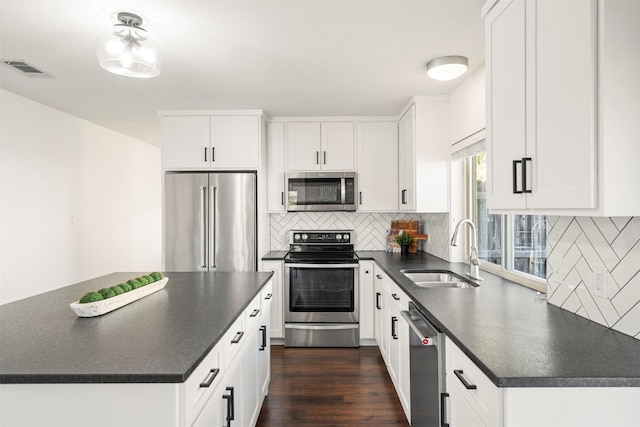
336,234,342,240
302,234,308,240
343,234,350,241
293,234,300,241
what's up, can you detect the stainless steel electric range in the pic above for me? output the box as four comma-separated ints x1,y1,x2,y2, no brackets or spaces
283,230,359,347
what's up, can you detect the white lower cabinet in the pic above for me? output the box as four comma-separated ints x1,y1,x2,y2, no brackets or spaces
444,337,502,427
359,260,375,341
373,265,389,362
373,264,410,424
261,261,283,339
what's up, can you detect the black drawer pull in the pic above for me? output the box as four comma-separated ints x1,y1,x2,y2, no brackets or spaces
250,308,260,317
259,325,267,350
392,293,400,301
375,292,381,310
231,331,244,344
199,368,220,388
512,159,522,194
440,392,450,427
522,157,532,193
223,386,235,427
265,293,272,300
391,316,398,339
376,274,383,280
454,369,477,390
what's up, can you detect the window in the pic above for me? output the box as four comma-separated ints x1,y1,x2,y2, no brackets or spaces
467,152,546,290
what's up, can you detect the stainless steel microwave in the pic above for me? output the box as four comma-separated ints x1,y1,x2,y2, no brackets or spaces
286,172,357,212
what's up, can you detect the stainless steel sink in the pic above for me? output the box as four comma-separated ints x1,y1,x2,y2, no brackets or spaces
400,270,478,289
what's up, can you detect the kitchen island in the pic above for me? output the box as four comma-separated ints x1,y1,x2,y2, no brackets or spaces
0,271,273,426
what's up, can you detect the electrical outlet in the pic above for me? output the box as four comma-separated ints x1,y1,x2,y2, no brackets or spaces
593,266,608,298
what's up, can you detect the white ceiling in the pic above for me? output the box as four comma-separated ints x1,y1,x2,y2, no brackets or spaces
0,0,485,147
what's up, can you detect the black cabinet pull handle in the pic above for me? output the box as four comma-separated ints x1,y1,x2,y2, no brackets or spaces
250,308,260,318
265,293,272,300
199,368,219,388
204,147,207,162
391,316,398,339
281,192,284,206
375,292,381,309
440,393,450,427
231,331,244,344
522,157,532,193
392,293,400,301
316,151,319,164
212,146,215,162
401,189,407,204
376,274,383,280
454,369,477,390
359,191,362,205
223,386,235,426
365,270,369,274
512,159,522,194
259,325,267,350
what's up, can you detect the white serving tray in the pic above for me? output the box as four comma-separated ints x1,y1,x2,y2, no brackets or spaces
70,277,168,317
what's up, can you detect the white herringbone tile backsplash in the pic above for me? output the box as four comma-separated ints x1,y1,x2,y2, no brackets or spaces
270,212,451,257
546,216,640,340
420,213,450,261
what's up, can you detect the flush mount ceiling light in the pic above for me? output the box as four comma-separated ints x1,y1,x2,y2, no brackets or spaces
426,56,468,81
97,12,162,78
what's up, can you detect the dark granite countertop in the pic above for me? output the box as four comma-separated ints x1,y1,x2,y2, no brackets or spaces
261,251,289,260
357,251,640,387
0,271,272,384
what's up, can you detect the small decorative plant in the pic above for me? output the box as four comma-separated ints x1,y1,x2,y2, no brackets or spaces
395,232,414,247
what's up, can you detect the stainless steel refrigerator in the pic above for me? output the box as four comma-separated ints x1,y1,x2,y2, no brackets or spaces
164,172,257,272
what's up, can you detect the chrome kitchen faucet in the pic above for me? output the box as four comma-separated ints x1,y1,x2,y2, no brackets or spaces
451,219,483,282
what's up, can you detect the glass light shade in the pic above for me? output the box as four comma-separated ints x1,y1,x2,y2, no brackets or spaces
97,23,162,78
426,56,468,81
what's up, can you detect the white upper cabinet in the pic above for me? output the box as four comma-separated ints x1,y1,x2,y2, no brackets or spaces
356,122,398,212
266,122,286,212
450,65,486,147
160,112,261,170
287,122,355,171
483,0,640,215
398,98,450,213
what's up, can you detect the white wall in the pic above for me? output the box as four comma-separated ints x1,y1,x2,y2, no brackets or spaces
0,89,161,304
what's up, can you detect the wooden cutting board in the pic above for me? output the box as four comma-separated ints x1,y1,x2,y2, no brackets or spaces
387,220,427,253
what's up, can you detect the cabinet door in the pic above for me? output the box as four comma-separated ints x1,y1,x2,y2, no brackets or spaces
373,268,388,361
398,106,416,211
210,116,259,169
261,261,283,339
527,0,597,209
485,0,527,210
321,122,355,170
287,122,321,171
267,123,286,212
356,122,399,211
358,261,375,340
161,116,210,169
258,284,272,398
444,376,487,427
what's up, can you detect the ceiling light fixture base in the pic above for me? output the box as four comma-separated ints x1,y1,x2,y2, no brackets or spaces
426,56,468,81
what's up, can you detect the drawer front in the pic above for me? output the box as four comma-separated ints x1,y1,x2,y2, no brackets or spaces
445,337,502,427
183,344,222,426
224,313,247,366
261,280,273,303
246,292,263,329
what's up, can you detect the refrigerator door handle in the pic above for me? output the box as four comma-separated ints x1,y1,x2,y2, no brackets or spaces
200,186,207,269
209,186,217,269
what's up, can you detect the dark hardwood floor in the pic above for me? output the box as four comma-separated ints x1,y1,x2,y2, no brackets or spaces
256,345,410,427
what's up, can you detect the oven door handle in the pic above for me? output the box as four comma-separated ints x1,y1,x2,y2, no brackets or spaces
284,263,359,269
285,324,358,330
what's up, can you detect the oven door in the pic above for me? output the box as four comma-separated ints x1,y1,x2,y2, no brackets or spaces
284,263,359,323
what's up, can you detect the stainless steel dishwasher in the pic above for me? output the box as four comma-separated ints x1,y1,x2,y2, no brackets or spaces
401,302,445,427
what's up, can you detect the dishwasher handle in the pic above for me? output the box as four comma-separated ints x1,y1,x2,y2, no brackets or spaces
401,310,438,346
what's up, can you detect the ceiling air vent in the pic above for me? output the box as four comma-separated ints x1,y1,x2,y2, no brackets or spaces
1,60,54,78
